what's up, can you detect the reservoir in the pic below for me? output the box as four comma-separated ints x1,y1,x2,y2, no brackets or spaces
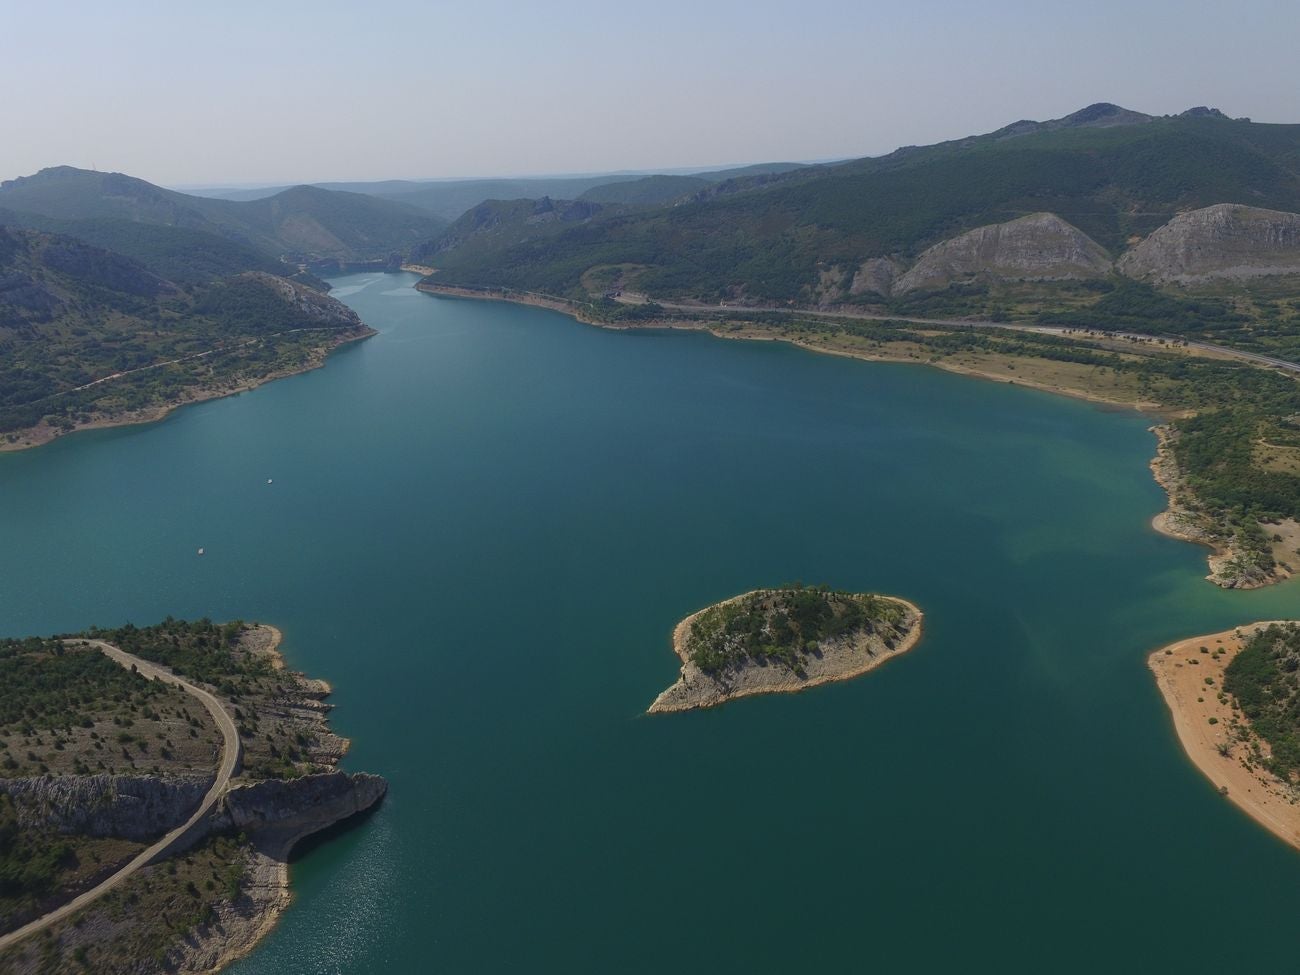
2,272,1298,973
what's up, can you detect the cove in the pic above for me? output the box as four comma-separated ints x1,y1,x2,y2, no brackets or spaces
2,271,1298,974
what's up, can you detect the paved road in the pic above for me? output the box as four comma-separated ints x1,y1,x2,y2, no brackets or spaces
0,640,241,954
631,296,1300,375
424,282,1300,376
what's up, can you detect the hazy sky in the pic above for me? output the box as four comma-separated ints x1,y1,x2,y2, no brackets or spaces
2,0,1298,187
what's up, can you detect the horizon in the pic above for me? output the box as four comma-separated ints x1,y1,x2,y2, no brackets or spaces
4,0,1300,186
6,100,1287,195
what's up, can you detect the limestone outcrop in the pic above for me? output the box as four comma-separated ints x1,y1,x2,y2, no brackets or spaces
0,774,212,841
217,771,387,855
1117,204,1300,285
894,213,1112,293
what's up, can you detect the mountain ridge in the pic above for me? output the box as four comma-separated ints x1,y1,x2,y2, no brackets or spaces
0,168,444,265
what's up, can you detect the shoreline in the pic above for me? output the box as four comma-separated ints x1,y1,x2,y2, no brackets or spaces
413,282,1171,414
0,328,375,455
648,591,924,713
416,282,1294,591
1148,623,1300,851
0,623,382,975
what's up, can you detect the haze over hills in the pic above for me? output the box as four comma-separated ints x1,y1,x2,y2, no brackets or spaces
0,167,445,267
186,163,810,221
417,103,1300,305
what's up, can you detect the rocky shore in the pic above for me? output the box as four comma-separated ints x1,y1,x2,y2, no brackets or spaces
0,624,387,974
649,591,923,713
1148,426,1295,589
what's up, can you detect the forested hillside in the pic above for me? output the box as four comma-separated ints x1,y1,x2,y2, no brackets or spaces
0,226,370,445
420,106,1300,304
0,168,444,265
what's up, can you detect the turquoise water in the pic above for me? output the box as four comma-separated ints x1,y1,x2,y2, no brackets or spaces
3,271,1299,973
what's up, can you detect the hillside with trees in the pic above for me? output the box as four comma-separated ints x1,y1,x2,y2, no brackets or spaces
418,105,1300,304
0,225,371,447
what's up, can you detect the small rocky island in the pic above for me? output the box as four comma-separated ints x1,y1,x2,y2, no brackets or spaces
649,587,923,713
0,619,386,974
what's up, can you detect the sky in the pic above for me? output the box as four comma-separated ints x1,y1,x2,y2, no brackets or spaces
2,0,1298,188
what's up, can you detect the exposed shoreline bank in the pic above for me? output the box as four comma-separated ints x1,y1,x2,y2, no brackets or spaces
1148,623,1300,852
648,591,924,713
188,623,371,975
0,623,386,975
0,328,375,455
416,281,1295,591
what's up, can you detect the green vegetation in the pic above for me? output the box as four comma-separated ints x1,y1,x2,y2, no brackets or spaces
686,586,910,675
86,619,328,782
1224,624,1300,780
423,112,1300,304
0,637,161,738
0,209,291,284
0,834,253,974
577,174,711,206
0,166,445,264
0,226,369,440
89,619,266,692
0,794,143,934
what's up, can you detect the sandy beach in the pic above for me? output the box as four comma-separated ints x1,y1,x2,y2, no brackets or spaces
1148,622,1300,851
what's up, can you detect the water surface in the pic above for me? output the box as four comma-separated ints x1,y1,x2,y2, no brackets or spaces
2,272,1297,973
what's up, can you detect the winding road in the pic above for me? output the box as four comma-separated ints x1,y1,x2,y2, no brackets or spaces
0,640,241,954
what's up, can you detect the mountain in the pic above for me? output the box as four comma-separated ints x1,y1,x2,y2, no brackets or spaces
0,168,445,264
190,164,813,222
0,208,292,284
410,197,608,269
892,213,1113,294
0,225,370,446
417,106,1300,304
1117,204,1300,285
577,174,712,206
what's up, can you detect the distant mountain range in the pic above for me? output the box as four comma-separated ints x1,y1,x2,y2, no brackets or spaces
414,103,1300,305
185,163,810,221
0,167,446,271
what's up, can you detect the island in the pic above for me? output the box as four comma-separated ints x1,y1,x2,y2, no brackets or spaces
0,619,386,974
649,586,923,713
1149,621,1300,850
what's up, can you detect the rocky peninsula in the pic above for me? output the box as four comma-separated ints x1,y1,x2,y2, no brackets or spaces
0,620,386,974
1149,621,1300,851
649,587,923,713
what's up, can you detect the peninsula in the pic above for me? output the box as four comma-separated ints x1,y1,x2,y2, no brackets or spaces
1149,621,1300,850
649,587,923,713
0,619,386,974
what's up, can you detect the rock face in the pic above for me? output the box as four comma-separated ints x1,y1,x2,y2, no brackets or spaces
895,213,1112,294
240,272,363,328
1118,204,1300,285
216,771,387,856
849,257,902,297
0,774,212,841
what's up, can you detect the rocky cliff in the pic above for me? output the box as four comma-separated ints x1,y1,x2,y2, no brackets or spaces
0,773,212,841
1117,204,1300,285
217,771,387,856
894,213,1112,294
